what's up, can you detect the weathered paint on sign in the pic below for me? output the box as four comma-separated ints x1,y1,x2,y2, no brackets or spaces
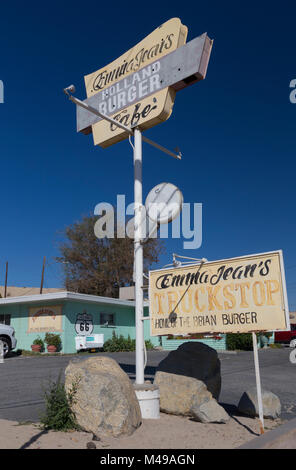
84,18,188,147
77,34,212,135
149,251,290,336
93,88,176,148
84,18,187,96
27,305,63,333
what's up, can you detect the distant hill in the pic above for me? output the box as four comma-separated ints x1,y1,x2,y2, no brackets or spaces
0,286,63,298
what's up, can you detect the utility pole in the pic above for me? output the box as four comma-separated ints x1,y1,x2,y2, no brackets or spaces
4,262,8,298
40,256,46,294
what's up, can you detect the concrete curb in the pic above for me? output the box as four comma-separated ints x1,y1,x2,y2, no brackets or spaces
239,417,296,449
217,350,237,355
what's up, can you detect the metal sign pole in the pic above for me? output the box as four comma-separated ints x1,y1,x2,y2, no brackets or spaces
64,88,181,388
134,127,145,385
252,332,264,434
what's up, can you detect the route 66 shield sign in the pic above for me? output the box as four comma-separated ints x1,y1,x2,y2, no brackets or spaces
75,312,94,336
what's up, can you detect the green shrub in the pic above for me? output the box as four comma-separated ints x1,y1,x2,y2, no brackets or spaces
269,343,283,349
167,334,205,340
103,332,135,352
103,331,154,352
226,331,274,351
145,340,154,350
269,343,282,349
226,333,253,351
40,373,80,431
32,336,45,352
45,333,62,351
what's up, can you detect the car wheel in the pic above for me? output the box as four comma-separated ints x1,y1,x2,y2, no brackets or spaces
0,336,11,357
289,338,296,348
289,349,296,364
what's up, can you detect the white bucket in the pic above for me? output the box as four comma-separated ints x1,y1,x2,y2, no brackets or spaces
134,386,160,419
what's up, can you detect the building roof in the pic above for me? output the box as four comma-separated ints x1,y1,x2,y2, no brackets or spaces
0,291,149,307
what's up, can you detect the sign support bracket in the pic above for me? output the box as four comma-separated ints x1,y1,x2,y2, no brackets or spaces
142,135,181,160
64,89,182,160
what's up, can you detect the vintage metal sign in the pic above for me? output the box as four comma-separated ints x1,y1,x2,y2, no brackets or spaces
78,19,213,148
81,18,188,147
77,34,212,137
149,251,290,336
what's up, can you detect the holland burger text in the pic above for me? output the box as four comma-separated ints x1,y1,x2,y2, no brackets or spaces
94,62,162,118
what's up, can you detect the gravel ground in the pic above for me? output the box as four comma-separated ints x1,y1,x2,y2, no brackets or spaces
0,414,283,449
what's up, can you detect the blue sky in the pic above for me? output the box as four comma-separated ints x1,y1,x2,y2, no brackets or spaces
0,1,295,308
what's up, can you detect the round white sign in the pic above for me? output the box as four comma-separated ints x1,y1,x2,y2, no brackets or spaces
145,182,183,225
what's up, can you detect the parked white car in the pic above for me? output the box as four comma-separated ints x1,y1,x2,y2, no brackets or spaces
0,324,17,357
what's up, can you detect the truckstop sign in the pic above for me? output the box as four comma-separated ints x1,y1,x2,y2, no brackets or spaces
149,251,290,336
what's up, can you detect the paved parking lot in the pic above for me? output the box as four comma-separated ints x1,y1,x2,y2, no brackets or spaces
0,347,295,423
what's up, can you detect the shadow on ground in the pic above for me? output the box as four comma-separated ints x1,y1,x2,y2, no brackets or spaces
219,403,260,436
118,362,157,380
19,428,48,449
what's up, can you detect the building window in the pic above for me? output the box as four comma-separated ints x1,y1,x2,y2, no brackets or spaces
100,313,115,327
0,314,11,325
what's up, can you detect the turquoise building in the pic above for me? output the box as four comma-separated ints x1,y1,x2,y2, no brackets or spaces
0,291,227,353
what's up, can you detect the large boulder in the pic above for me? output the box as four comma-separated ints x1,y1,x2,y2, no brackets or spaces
156,342,221,399
238,388,281,419
65,356,141,438
154,371,229,423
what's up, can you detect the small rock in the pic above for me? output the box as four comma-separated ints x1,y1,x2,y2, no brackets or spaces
191,397,230,423
92,434,101,441
86,441,96,449
238,388,281,419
